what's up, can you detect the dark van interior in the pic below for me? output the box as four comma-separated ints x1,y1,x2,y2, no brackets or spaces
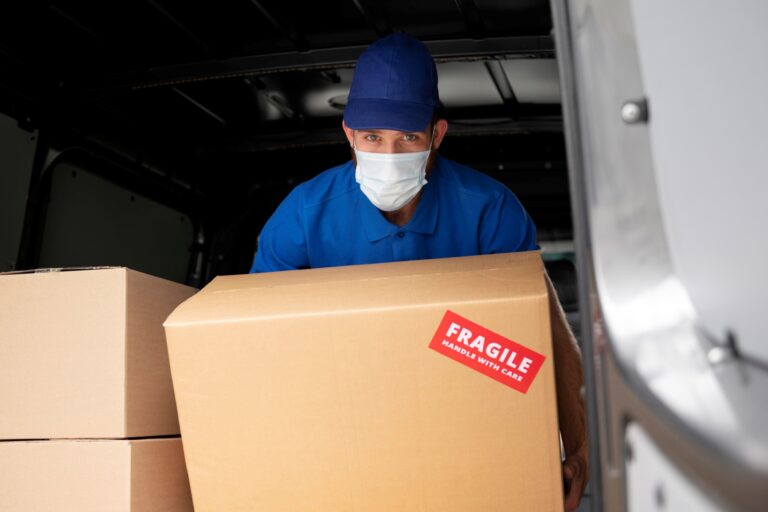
0,0,576,317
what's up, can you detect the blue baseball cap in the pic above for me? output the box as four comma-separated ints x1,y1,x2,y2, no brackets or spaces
344,33,439,132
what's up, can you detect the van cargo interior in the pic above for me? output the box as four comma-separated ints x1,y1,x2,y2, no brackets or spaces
0,0,574,313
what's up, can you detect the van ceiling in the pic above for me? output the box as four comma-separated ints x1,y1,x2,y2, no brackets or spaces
0,1,559,151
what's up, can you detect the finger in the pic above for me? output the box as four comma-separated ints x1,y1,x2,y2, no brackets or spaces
564,481,582,512
565,469,586,510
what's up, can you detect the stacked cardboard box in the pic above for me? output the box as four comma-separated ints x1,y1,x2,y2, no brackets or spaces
165,252,564,512
0,267,196,512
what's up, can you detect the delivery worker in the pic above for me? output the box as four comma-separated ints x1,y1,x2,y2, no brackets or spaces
250,32,588,511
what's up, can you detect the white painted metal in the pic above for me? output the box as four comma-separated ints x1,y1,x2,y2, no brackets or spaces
629,0,768,364
626,422,725,512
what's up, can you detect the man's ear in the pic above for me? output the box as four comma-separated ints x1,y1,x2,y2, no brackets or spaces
342,121,355,147
431,119,449,150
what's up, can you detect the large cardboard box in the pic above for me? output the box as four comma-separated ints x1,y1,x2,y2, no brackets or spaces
165,252,564,511
0,437,193,511
0,267,196,439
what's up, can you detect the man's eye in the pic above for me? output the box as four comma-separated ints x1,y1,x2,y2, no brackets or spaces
364,134,379,142
403,134,416,142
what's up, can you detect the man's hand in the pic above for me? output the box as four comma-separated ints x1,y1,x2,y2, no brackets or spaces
563,448,588,511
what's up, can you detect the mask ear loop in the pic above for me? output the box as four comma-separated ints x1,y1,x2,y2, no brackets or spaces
424,126,437,163
428,126,436,152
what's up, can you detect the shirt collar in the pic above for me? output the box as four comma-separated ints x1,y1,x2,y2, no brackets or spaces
357,157,441,242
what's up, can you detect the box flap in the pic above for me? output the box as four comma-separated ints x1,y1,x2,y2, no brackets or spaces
165,252,545,326
124,270,196,437
1,266,123,276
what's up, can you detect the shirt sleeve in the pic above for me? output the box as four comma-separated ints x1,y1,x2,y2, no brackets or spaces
250,186,310,273
479,188,538,254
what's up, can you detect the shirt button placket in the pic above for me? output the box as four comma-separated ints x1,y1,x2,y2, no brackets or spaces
392,231,405,260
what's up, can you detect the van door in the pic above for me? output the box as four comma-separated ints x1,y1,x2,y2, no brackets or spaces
551,0,768,510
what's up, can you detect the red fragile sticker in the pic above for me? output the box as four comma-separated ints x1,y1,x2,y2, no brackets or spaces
428,310,546,394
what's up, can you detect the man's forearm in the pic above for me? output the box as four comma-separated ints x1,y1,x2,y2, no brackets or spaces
545,273,588,461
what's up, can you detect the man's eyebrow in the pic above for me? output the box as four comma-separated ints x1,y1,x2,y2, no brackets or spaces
356,129,424,136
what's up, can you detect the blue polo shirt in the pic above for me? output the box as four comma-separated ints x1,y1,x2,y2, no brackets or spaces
250,155,537,272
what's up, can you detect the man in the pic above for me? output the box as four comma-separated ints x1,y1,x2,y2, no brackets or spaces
251,33,588,511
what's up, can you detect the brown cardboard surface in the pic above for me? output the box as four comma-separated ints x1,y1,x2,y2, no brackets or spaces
166,252,564,511
0,267,196,439
124,270,195,437
167,253,544,324
0,437,193,512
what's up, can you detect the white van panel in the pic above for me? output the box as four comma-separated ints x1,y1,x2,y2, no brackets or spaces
630,0,768,363
626,422,725,512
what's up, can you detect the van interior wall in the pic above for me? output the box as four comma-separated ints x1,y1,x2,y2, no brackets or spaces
35,162,194,284
0,112,38,272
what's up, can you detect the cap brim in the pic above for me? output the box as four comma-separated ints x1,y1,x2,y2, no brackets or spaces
344,98,434,132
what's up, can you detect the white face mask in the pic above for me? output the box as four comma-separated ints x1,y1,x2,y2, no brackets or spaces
353,131,434,212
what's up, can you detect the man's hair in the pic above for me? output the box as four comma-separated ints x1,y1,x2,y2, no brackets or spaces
431,107,444,126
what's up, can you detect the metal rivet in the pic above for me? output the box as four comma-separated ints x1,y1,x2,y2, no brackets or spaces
621,99,649,124
707,346,729,365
